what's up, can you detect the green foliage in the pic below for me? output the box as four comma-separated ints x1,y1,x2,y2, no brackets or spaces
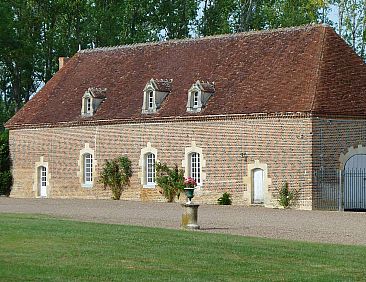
0,130,12,196
1,214,366,281
0,0,364,117
278,182,295,208
217,192,232,205
99,156,132,200
155,162,185,202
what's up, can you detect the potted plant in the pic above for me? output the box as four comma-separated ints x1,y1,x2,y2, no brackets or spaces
184,177,197,203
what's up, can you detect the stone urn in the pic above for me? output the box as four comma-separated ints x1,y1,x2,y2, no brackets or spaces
184,187,195,204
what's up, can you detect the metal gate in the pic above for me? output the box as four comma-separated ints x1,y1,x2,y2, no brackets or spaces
314,169,366,211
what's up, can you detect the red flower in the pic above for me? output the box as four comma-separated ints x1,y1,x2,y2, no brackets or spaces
184,177,197,188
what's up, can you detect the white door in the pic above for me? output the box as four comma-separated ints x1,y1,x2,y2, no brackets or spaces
253,169,264,204
344,155,366,210
39,166,47,197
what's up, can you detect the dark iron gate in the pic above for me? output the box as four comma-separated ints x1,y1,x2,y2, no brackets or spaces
314,169,366,211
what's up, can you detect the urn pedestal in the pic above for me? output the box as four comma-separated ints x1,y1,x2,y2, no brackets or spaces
181,203,200,230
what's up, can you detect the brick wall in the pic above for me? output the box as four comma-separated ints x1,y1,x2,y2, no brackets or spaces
312,118,366,209
9,116,314,209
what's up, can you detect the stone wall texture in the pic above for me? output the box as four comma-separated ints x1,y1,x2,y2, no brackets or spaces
311,117,366,209
9,116,366,210
9,116,315,209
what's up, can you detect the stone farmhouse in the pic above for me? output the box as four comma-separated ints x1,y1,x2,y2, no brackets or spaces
5,25,366,210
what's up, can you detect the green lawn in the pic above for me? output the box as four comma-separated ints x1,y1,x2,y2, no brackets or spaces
0,214,365,281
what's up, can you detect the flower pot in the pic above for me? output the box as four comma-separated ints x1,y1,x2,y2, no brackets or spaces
184,187,195,204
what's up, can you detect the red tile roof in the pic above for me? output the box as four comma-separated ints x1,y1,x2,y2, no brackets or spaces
6,25,366,129
153,79,172,93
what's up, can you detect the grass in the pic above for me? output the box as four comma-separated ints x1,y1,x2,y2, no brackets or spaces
0,214,366,281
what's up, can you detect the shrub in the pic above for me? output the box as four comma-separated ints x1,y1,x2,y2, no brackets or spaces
155,162,185,202
99,156,132,200
278,182,295,208
0,130,12,196
217,192,232,205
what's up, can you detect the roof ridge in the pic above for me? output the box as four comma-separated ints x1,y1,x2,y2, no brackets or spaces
79,24,329,54
310,25,328,112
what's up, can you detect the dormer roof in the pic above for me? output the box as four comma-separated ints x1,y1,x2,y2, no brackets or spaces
86,87,107,99
200,82,215,93
6,25,366,129
151,79,172,93
190,81,215,93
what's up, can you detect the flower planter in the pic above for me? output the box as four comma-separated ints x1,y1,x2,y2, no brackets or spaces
184,187,195,204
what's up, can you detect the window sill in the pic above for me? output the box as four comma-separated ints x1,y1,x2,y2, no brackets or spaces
82,183,93,189
143,184,156,189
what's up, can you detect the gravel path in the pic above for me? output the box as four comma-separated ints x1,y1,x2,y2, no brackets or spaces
1,197,366,246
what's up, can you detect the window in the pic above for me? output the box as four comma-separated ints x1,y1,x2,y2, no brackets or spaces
139,142,158,188
41,166,47,187
146,153,156,185
86,97,92,113
78,143,96,188
142,79,171,114
190,152,201,184
186,81,215,113
193,92,199,107
183,142,206,187
148,91,154,109
81,88,106,117
84,153,93,185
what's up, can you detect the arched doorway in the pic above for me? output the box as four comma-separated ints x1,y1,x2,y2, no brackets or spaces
344,155,366,210
38,166,47,197
253,168,264,204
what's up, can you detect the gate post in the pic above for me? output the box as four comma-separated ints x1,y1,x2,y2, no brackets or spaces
338,170,344,212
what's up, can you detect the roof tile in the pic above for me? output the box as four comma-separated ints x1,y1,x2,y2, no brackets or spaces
6,25,366,128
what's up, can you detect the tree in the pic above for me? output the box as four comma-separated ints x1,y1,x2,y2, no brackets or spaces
0,130,12,196
155,0,198,39
332,0,366,59
0,0,40,109
99,156,132,200
199,0,235,36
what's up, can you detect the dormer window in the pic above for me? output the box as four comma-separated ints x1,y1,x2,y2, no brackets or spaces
142,79,172,114
193,92,199,107
81,88,107,117
86,97,92,113
187,81,215,113
148,91,154,109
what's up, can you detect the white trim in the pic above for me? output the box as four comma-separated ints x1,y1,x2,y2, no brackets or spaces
243,160,272,206
186,81,214,113
84,153,93,185
77,143,97,188
81,92,94,116
340,144,366,169
182,141,206,187
33,156,51,198
139,142,158,188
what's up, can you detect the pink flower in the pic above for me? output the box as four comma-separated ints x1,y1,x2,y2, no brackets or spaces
184,177,197,188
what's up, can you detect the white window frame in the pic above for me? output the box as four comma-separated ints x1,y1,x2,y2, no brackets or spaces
86,97,92,113
139,142,158,188
182,141,206,188
146,153,156,185
193,91,199,107
84,153,93,185
190,152,201,185
78,143,96,188
148,91,154,109
41,166,47,187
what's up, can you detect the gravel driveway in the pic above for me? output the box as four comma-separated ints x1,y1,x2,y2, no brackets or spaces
1,197,366,246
